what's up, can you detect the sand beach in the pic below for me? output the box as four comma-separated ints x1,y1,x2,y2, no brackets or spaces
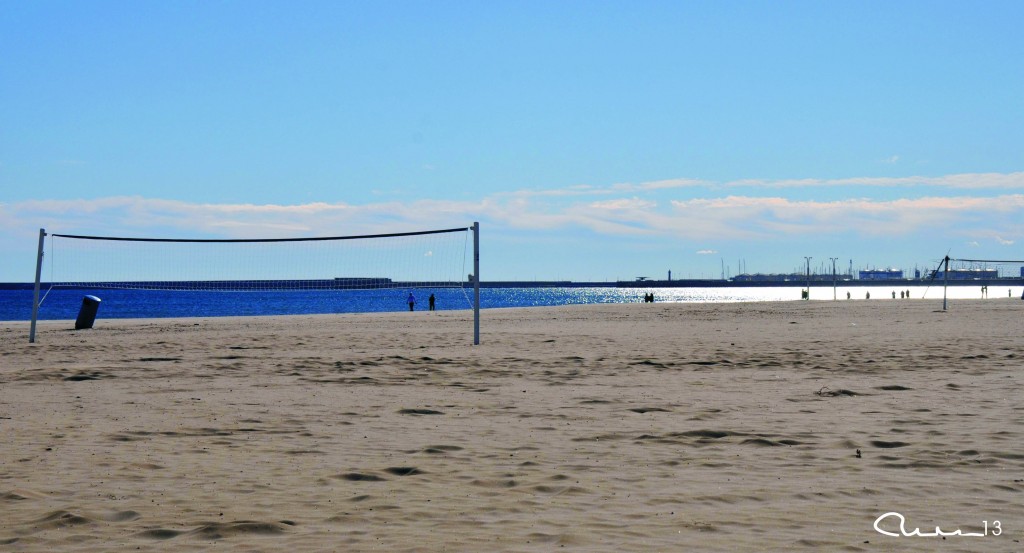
1,300,1022,551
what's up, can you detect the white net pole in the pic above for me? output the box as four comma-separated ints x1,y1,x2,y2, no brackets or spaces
473,222,480,345
29,228,46,343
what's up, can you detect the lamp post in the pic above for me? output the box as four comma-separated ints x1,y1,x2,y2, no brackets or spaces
830,257,839,301
942,255,950,311
804,256,812,300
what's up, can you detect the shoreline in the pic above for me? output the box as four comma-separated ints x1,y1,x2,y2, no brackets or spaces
4,289,1022,326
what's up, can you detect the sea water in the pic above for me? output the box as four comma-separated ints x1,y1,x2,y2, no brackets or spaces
0,284,1016,322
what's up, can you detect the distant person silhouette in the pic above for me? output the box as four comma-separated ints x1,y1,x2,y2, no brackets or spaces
428,293,435,311
407,293,416,311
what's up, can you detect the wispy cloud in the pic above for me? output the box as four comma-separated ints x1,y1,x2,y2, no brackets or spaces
722,172,1024,189
611,178,708,192
503,177,709,199
504,172,1024,197
665,195,1024,239
588,197,657,210
4,172,1024,247
1,196,486,240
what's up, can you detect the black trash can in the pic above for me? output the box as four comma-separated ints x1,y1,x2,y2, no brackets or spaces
75,295,102,330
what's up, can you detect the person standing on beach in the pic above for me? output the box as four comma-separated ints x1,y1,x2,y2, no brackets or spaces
428,293,435,311
407,292,416,311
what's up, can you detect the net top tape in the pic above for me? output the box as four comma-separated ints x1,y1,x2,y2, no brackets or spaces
952,258,1024,263
50,226,471,243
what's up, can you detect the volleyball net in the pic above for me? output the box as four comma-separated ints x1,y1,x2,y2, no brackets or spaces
29,224,481,343
944,258,1024,280
928,255,1024,310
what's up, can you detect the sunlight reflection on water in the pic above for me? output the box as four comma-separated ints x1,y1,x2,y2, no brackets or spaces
2,284,1019,321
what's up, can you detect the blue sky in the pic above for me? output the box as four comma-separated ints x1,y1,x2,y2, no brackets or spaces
2,1,1022,281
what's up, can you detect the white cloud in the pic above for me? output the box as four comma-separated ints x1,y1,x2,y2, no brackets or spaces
611,178,708,192
488,171,1023,195
723,172,1024,189
664,195,1024,239
6,191,1024,245
2,196,490,241
503,177,708,199
5,172,1024,252
696,249,718,255
588,197,657,210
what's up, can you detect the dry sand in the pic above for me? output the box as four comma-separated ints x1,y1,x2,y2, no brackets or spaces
1,300,1022,552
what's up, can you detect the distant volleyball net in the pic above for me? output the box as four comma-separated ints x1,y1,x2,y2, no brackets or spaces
928,255,1024,310
943,258,1024,280
29,224,481,343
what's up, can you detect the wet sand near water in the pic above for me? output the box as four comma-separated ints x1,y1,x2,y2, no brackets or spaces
1,300,1022,551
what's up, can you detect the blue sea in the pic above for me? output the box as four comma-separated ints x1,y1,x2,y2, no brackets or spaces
1,284,1016,322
